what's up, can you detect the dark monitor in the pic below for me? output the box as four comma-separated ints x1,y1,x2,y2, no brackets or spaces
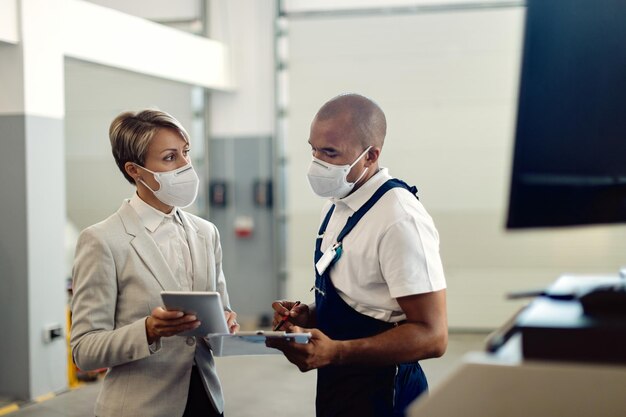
507,0,626,228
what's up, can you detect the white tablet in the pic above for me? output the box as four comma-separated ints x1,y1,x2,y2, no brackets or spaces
160,291,229,336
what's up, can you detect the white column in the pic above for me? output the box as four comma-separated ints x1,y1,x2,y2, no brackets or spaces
0,0,67,400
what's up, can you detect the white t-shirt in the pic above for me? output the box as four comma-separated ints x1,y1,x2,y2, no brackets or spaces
319,168,446,322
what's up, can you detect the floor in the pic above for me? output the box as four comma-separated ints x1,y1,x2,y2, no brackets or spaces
1,332,488,417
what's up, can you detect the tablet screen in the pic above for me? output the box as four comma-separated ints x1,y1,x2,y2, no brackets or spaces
160,291,229,336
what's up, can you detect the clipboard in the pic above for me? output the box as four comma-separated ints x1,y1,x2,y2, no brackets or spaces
210,330,311,343
207,331,311,356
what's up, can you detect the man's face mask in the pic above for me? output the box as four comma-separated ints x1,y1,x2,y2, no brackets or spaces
306,146,372,199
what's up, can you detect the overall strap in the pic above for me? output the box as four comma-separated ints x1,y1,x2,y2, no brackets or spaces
317,205,336,236
336,178,418,243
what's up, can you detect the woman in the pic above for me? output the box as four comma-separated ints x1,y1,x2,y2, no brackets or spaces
70,109,238,417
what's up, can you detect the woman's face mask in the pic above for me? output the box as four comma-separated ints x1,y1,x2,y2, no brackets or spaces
136,161,199,208
306,146,371,199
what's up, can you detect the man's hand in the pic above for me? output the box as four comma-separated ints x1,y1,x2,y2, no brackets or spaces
271,300,311,330
266,326,341,372
145,306,200,344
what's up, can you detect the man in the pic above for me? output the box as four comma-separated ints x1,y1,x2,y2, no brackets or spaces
269,93,448,417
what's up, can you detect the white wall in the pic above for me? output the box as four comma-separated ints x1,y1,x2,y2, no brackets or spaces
208,0,276,138
284,0,518,12
84,0,201,22
64,0,232,90
0,0,67,400
0,0,19,44
283,6,626,329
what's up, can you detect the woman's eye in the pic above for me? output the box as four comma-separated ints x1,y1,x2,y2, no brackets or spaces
164,154,175,161
183,149,190,156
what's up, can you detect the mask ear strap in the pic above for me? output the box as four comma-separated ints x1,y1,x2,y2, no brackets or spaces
347,145,372,186
349,145,373,168
352,167,369,185
133,162,157,176
133,163,160,192
139,178,159,193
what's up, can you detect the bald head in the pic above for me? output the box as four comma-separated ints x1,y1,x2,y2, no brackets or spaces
314,93,387,149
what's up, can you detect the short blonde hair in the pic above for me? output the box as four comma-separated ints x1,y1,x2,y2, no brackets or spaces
109,109,190,184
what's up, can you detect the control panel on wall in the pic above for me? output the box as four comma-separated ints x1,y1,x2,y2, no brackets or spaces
253,179,272,208
209,181,228,207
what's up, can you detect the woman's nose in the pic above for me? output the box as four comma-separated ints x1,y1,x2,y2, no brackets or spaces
178,154,191,168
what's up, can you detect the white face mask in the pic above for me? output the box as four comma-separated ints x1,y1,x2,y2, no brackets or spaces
136,162,199,208
306,146,372,199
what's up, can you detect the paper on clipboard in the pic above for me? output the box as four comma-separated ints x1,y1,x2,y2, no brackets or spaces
207,331,311,357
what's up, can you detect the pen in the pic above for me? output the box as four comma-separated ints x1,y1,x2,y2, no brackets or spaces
273,301,301,331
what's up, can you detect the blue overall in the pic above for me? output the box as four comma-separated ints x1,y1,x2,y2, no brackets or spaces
313,179,428,417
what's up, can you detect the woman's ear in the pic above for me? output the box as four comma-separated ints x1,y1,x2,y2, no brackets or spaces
124,162,140,182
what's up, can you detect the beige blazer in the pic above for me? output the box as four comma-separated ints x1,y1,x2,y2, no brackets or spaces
70,201,230,417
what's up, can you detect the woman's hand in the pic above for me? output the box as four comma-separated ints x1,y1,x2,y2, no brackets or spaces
145,306,200,344
225,310,240,334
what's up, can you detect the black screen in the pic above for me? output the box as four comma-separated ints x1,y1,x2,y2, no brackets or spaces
507,0,626,228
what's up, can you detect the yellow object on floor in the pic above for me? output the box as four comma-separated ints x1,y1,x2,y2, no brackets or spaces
0,403,19,416
67,305,81,388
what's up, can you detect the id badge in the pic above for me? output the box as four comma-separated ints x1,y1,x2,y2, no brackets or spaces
316,243,340,275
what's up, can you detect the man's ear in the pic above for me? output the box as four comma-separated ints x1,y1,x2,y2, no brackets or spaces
365,147,381,165
124,162,139,182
